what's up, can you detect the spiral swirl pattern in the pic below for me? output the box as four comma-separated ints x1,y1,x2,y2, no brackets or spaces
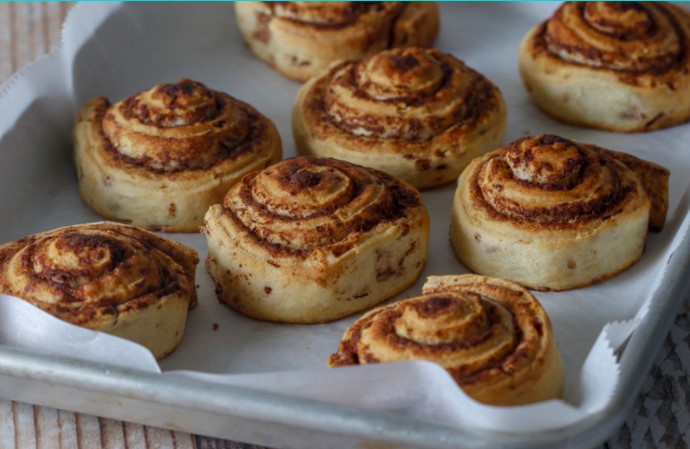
322,48,495,140
223,156,424,253
293,47,507,189
204,156,429,323
329,274,564,406
450,135,669,291
542,2,686,74
474,135,635,227
0,222,198,358
102,78,272,173
74,78,282,232
519,2,690,132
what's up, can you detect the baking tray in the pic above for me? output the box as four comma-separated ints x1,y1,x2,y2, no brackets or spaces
1,3,690,448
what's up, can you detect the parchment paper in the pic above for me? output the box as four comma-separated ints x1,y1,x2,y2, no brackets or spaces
1,2,689,435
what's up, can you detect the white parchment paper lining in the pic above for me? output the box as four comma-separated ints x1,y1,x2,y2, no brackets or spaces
1,2,689,435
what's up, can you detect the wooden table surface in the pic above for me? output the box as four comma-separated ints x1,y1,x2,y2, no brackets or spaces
0,4,688,449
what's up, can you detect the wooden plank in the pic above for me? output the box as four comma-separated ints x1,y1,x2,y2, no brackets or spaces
56,409,79,449
124,421,150,449
0,2,70,82
0,4,15,78
0,399,203,449
34,406,61,449
0,399,17,449
13,403,37,449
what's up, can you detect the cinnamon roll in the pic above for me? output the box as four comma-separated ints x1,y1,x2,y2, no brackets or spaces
329,274,565,406
0,222,199,359
73,78,282,232
450,135,669,291
204,156,429,323
235,2,440,82
519,2,690,132
293,47,507,190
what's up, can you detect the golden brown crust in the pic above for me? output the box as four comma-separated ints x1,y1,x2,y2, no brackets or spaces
608,150,670,231
293,47,507,189
329,274,564,406
0,222,199,359
519,2,690,132
450,135,668,291
225,156,423,255
204,156,429,323
469,135,657,231
235,2,440,82
73,79,282,232
538,2,688,78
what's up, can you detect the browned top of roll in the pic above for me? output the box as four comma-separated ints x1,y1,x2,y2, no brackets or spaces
220,156,427,256
92,78,275,173
466,134,668,230
304,47,502,142
530,2,690,83
262,2,404,29
328,274,561,404
0,222,198,326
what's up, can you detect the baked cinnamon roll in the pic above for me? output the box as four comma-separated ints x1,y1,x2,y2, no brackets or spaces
519,2,690,132
74,78,282,232
450,135,669,291
204,156,429,323
329,274,564,406
235,2,440,82
293,47,507,190
0,222,199,359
